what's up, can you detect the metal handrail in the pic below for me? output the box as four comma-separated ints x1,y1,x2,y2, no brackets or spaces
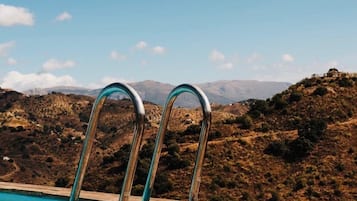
69,82,145,201
142,84,212,201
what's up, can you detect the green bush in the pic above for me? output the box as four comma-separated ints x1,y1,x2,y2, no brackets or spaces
153,173,173,195
258,122,270,132
298,119,327,142
335,162,345,172
236,115,253,129
55,177,69,187
293,177,306,191
208,131,222,140
167,142,180,155
45,157,54,163
43,125,51,134
248,99,269,118
289,91,303,103
313,87,328,96
139,141,155,158
132,184,144,196
212,175,227,187
239,192,253,201
78,112,90,122
268,191,281,201
165,152,190,170
264,141,289,157
134,158,150,185
287,137,314,160
272,94,288,110
102,155,115,165
183,124,201,135
300,78,314,88
338,77,353,87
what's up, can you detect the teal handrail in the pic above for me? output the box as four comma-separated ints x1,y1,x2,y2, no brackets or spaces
69,82,145,201
142,84,212,201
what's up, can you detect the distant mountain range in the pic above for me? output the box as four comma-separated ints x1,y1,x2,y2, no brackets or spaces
24,80,291,107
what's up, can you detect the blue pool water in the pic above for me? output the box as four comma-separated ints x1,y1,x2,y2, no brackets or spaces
0,191,66,201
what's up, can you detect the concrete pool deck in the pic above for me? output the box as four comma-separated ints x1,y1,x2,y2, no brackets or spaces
0,182,176,201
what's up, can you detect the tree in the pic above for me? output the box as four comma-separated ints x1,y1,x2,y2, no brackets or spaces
236,115,253,129
338,77,353,87
249,99,269,118
287,137,314,161
272,94,288,110
298,119,327,142
55,177,69,187
289,91,302,103
153,173,173,195
313,87,328,96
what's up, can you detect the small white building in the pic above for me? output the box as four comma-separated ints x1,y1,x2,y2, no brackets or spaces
3,156,10,161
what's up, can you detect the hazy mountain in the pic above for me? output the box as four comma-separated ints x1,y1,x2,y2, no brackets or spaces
197,80,291,103
24,80,291,107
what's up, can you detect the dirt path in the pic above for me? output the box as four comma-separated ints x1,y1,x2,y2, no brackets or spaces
179,116,357,152
180,130,297,152
0,160,20,181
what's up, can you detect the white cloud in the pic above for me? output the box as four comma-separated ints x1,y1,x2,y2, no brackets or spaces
0,4,34,26
220,62,233,70
7,57,17,65
87,76,130,89
209,49,236,70
110,51,126,61
101,76,129,85
42,59,76,72
282,54,295,62
210,49,225,62
141,60,148,65
152,46,166,55
55,11,72,21
0,41,15,56
327,60,339,67
247,53,262,63
1,71,76,91
135,41,148,49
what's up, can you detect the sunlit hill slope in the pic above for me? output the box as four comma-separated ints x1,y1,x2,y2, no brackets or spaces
0,68,356,200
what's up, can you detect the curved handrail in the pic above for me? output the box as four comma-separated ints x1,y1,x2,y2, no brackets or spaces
69,82,145,201
142,84,212,201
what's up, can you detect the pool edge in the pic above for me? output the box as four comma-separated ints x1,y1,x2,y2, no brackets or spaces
0,182,175,201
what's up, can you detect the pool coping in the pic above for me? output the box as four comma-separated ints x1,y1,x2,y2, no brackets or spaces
0,182,176,201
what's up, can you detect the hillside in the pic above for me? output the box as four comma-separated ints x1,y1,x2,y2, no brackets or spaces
0,69,356,200
23,80,290,107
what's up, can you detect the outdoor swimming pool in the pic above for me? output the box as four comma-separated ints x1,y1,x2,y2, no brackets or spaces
0,191,66,201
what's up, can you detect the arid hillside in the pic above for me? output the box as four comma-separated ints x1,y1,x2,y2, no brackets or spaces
0,69,356,201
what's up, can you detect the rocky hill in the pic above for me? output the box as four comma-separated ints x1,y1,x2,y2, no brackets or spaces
24,80,291,107
0,69,356,200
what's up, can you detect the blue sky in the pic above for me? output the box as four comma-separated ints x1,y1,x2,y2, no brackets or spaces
1,1,357,91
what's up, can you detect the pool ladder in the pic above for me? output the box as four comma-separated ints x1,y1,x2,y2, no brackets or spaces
69,83,211,201
69,83,145,201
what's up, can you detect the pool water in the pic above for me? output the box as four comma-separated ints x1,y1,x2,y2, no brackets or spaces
0,191,66,201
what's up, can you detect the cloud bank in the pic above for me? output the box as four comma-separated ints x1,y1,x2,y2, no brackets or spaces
152,46,166,55
0,4,34,26
209,49,234,70
0,41,15,56
1,71,76,91
282,54,295,62
42,59,76,72
135,41,148,49
7,57,17,65
55,11,72,21
110,51,126,61
210,49,225,62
